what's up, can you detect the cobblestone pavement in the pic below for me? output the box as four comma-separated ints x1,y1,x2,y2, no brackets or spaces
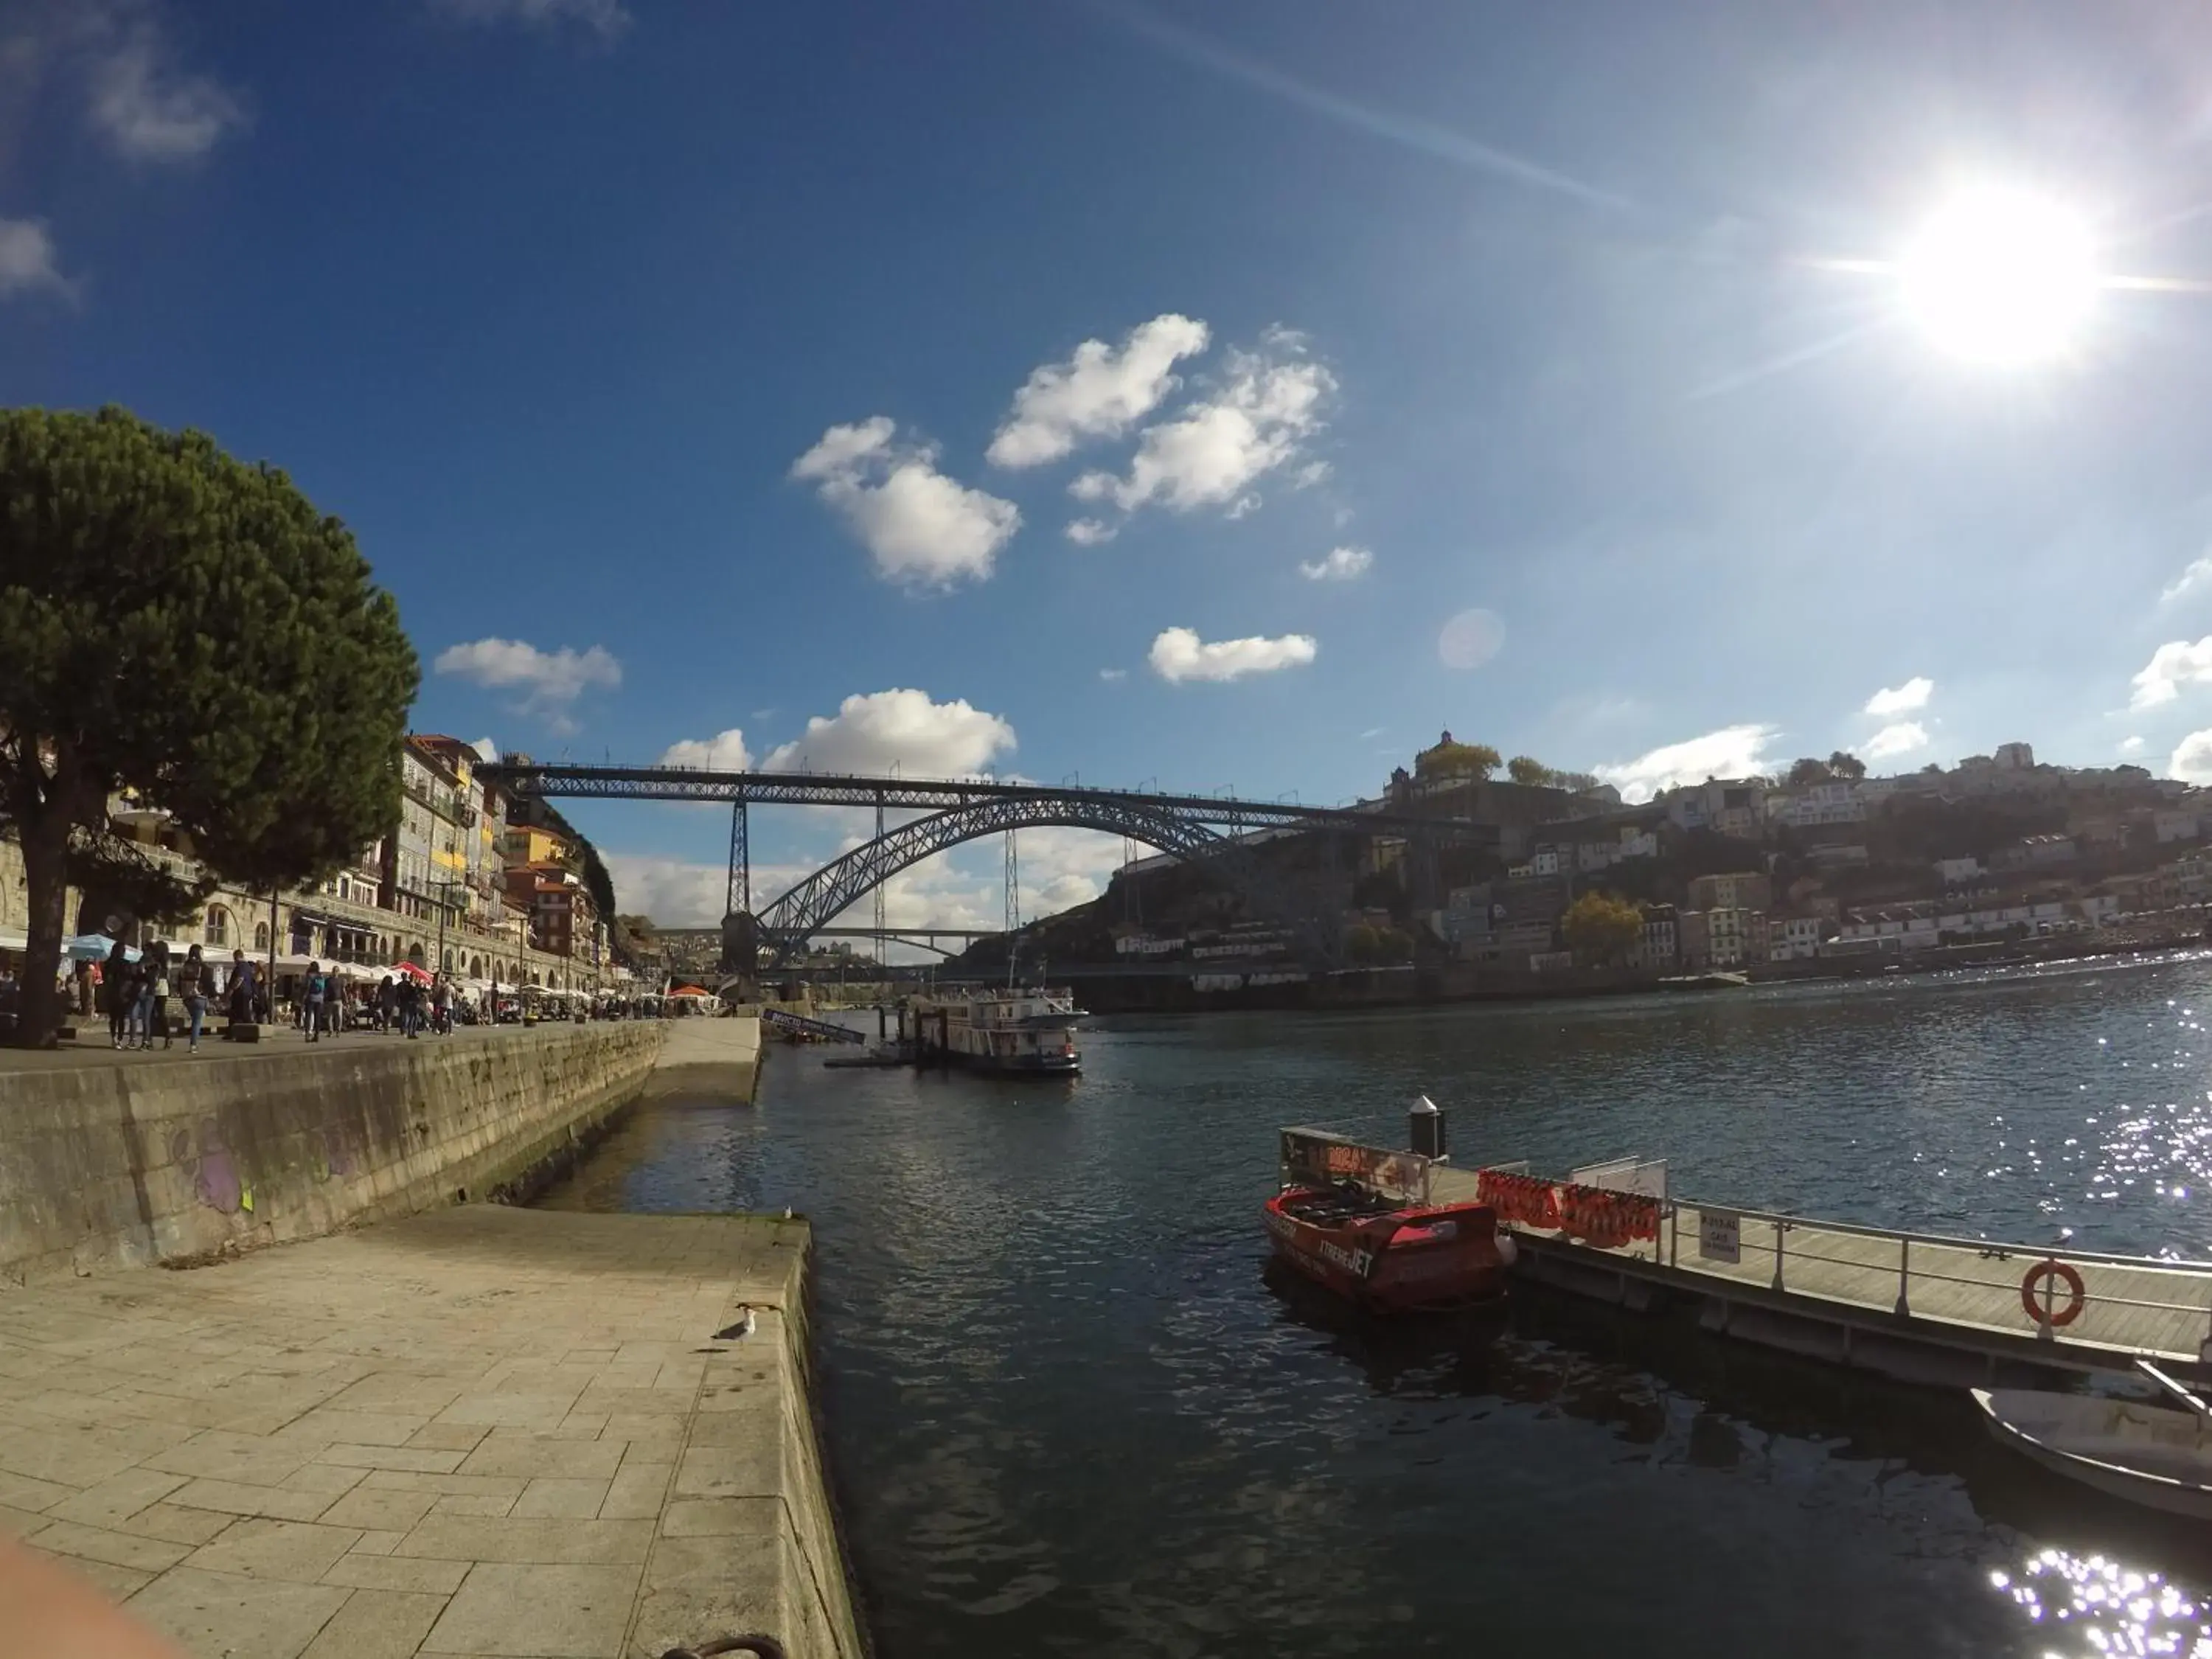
0,1206,841,1658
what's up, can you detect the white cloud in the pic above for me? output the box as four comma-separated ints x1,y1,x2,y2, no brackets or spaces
2174,730,2212,785
987,313,1210,468
2121,734,2146,755
0,218,69,300
1292,460,1331,490
88,19,246,161
1065,518,1116,546
470,736,499,762
1148,625,1316,684
1863,676,1933,717
433,0,631,37
763,689,1016,777
1595,723,1778,803
598,852,813,928
1299,545,1371,582
1098,668,1127,682
1864,720,1928,759
433,637,621,727
2163,555,2212,608
1069,329,1334,530
2132,637,2212,709
791,417,1020,589
658,728,751,771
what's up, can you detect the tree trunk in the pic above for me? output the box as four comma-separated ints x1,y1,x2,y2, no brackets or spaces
15,809,71,1049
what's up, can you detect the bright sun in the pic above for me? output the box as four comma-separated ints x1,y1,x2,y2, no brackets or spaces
1897,186,2100,365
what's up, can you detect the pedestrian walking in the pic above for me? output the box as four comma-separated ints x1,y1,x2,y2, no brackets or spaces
143,939,173,1049
431,974,451,1036
227,950,257,1028
175,945,208,1054
377,974,396,1033
302,960,325,1043
399,973,422,1039
104,939,133,1050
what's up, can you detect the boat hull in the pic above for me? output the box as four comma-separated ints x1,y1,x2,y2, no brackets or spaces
957,1051,1080,1076
1264,1190,1506,1315
1972,1388,2212,1518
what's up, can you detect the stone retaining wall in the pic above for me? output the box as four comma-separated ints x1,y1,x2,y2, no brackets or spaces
0,1024,664,1286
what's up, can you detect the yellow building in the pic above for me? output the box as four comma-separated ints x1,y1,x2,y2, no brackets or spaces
504,825,573,868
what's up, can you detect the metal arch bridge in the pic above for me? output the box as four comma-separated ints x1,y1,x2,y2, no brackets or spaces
480,762,1494,970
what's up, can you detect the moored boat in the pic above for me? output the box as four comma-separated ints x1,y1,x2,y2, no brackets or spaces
908,987,1082,1074
1265,1127,1509,1314
1972,1380,2212,1517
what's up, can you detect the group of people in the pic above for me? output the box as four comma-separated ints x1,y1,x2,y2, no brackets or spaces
296,964,456,1041
84,944,476,1054
100,938,219,1053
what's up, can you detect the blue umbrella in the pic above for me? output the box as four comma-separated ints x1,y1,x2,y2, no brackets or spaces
66,934,139,963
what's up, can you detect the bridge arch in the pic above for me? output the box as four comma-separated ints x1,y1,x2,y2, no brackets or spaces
740,793,1346,970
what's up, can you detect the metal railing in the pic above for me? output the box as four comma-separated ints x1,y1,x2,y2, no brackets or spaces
1656,1202,2212,1355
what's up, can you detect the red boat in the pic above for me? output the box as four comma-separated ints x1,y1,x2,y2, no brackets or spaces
1265,1130,1510,1314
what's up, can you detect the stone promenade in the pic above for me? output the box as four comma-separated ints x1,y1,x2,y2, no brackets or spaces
0,1205,861,1658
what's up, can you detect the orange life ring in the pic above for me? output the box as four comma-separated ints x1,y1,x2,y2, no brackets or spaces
1535,1183,1561,1230
2020,1259,2086,1328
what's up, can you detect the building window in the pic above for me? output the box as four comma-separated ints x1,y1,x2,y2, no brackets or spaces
205,905,232,946
254,922,269,950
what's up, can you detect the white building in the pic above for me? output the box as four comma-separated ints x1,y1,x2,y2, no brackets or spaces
1626,911,1677,970
1771,780,1866,829
1664,779,1766,838
2155,810,2202,845
1767,916,1825,961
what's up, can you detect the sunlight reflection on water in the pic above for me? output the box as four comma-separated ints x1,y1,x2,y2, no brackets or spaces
1994,1548,2212,1657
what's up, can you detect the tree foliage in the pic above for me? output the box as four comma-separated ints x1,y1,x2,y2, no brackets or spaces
1416,740,1500,782
1787,757,1833,787
1506,755,1551,786
1561,891,1644,962
1827,750,1867,781
67,832,216,930
578,840,619,934
0,407,417,1043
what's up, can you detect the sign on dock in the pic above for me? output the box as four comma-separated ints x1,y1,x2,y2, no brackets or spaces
1697,1208,1742,1264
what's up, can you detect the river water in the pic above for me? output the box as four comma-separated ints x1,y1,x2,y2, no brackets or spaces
541,953,2212,1658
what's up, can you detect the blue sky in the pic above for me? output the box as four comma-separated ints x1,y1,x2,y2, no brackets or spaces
13,0,2212,929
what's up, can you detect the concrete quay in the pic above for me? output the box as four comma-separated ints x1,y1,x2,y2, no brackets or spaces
0,1020,666,1286
641,1018,763,1105
0,1204,863,1659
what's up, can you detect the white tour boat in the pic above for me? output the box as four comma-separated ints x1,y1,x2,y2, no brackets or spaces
908,987,1083,1075
1973,1365,2212,1517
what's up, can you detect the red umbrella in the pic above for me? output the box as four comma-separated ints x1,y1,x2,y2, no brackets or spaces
395,961,434,984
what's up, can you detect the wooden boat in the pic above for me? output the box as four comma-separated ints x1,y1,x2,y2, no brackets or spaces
1972,1379,2212,1517
1264,1182,1509,1315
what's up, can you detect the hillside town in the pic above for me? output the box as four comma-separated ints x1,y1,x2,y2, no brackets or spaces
1060,732,2212,987
0,734,626,1017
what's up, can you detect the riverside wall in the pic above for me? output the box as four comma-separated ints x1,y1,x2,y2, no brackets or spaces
0,1022,665,1286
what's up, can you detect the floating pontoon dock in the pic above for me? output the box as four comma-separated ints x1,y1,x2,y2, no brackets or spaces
1285,1127,2212,1388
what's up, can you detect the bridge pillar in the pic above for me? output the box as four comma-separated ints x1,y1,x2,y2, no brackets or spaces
725,797,750,919
719,910,759,994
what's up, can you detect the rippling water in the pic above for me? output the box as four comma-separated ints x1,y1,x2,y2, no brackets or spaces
541,953,2212,1658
